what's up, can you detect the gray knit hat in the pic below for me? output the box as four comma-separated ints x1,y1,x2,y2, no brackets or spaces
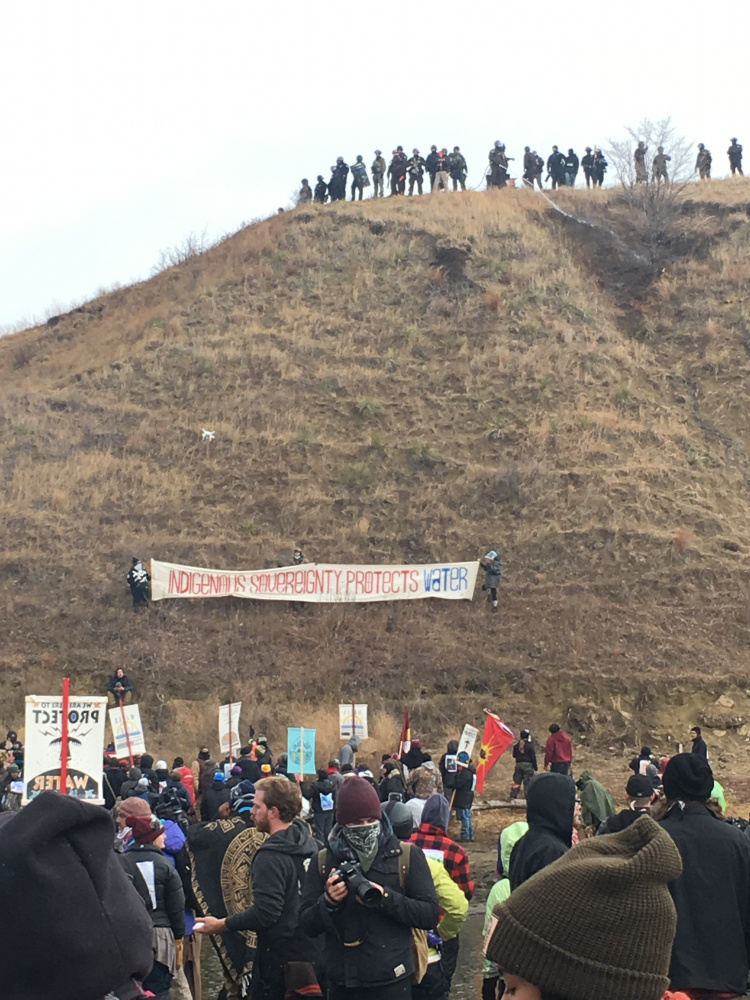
486,815,682,1000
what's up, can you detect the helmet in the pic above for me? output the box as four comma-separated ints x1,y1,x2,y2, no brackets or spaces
413,148,419,153
336,156,343,163
494,140,502,148
585,146,592,152
698,143,704,149
397,145,403,151
374,149,381,154
431,145,437,151
356,155,363,161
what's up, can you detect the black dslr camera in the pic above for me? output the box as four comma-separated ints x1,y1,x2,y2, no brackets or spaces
333,860,381,906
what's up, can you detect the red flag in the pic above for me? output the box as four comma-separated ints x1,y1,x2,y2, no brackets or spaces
475,712,515,792
399,706,411,755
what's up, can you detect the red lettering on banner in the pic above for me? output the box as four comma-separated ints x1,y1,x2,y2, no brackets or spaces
364,571,373,594
408,569,419,593
236,575,246,593
346,570,355,590
355,571,365,592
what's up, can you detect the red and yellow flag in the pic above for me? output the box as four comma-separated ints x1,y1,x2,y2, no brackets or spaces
399,706,411,755
475,712,515,792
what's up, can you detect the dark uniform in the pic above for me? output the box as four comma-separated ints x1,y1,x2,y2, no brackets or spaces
313,175,327,204
425,146,439,190
488,142,512,188
407,150,427,195
564,149,579,187
350,156,369,201
127,558,150,611
546,146,566,189
581,148,595,188
533,152,544,189
371,151,386,197
728,139,743,176
329,158,349,201
388,147,408,195
593,149,607,187
450,147,467,191
696,143,712,180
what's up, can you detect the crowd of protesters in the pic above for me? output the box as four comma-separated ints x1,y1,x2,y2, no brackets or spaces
3,716,750,1000
298,137,744,203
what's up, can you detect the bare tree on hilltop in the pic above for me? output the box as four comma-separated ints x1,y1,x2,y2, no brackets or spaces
605,117,694,187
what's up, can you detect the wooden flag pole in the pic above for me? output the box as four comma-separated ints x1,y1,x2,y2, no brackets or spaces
60,677,70,795
300,727,305,777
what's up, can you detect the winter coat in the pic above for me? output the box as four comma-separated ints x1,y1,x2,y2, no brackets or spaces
174,765,196,804
238,756,262,784
597,805,652,835
379,771,407,802
628,753,653,774
118,843,186,937
300,821,439,990
544,729,572,766
452,764,475,810
439,742,459,788
512,740,537,770
661,802,750,993
427,856,467,943
339,737,361,768
226,819,320,994
107,673,134,697
577,771,616,827
486,821,529,975
509,772,574,890
158,779,191,811
200,783,230,821
409,761,443,799
564,152,579,174
400,746,426,771
425,150,439,176
691,735,708,759
305,777,336,815
480,557,502,588
119,767,143,800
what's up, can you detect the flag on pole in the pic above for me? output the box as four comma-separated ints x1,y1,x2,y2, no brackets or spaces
399,706,411,755
475,712,515,792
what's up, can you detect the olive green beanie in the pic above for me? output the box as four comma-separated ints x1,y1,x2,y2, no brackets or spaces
486,814,682,1000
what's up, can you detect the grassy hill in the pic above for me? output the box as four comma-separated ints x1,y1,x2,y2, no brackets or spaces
3,181,750,780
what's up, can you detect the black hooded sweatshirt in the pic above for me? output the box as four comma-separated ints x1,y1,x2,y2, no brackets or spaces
439,741,459,788
509,771,575,890
225,818,320,995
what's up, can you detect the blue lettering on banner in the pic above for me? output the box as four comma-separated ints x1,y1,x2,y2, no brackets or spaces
423,567,469,593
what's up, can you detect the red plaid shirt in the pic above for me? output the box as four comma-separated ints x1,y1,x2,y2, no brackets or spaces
410,823,475,900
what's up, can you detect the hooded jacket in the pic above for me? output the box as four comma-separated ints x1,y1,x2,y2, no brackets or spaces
300,819,439,989
118,842,186,938
409,760,443,799
452,762,475,810
485,821,529,974
306,775,336,814
339,736,361,768
544,729,572,766
226,818,320,986
661,801,750,993
119,767,143,800
577,770,616,828
200,780,230,821
509,772,574,890
439,741,459,787
400,744,426,771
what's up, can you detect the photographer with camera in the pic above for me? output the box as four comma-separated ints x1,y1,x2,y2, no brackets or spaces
300,776,439,1000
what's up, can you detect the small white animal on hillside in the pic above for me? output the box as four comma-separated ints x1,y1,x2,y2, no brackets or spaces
201,429,216,442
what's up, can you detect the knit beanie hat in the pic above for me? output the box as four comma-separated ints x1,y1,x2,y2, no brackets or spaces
116,797,152,821
421,792,450,830
336,775,382,825
662,752,713,801
0,792,153,1000
129,814,163,844
486,815,682,1000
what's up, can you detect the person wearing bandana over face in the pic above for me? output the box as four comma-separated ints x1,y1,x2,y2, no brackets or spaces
300,776,439,1000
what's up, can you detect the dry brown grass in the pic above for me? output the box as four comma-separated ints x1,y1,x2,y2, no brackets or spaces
3,183,750,763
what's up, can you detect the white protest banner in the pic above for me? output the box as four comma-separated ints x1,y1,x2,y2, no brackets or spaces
24,695,107,804
150,559,479,604
458,724,479,759
109,704,147,758
219,702,242,757
339,704,368,740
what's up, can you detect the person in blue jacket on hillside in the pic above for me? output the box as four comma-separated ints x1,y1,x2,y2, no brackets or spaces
480,550,502,613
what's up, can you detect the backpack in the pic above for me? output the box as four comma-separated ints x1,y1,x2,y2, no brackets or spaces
316,842,429,984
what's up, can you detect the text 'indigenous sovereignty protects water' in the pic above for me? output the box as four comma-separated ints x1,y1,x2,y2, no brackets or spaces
150,559,480,603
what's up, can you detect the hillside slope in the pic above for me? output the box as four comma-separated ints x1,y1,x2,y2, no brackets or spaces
2,183,750,768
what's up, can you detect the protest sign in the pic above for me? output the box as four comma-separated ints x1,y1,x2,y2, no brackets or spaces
339,704,368,740
458,724,479,759
24,695,107,804
219,702,242,757
150,559,479,604
109,704,147,758
287,727,316,775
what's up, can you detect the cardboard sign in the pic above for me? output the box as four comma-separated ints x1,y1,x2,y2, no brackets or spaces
458,724,479,759
24,695,107,804
339,704,368,740
109,704,147,758
219,702,242,756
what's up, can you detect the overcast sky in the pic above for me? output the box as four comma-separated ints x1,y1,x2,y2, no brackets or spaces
1,1,745,330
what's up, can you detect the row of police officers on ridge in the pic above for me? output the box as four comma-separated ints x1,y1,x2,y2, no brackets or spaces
298,138,744,203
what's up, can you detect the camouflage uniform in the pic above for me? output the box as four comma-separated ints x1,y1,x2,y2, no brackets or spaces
634,142,648,183
651,148,671,183
450,148,468,191
696,144,712,180
371,153,387,197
